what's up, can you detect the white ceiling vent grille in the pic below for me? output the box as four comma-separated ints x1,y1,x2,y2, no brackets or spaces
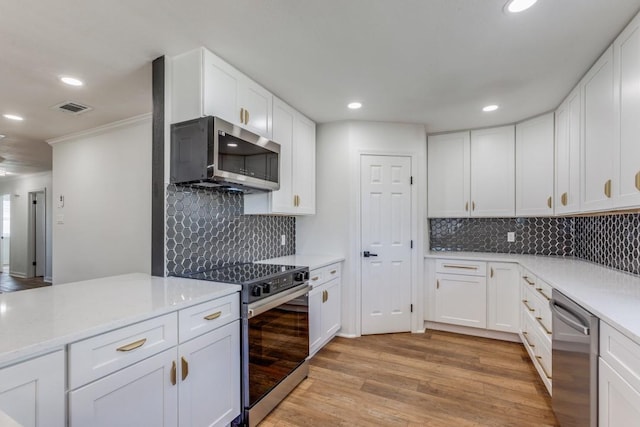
51,101,93,115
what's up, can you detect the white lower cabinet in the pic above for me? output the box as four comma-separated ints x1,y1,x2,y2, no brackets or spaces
435,272,487,328
487,263,520,333
309,263,342,357
599,358,640,427
69,348,178,427
178,320,240,427
0,350,65,427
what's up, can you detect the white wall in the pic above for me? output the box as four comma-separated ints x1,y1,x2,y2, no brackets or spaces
0,172,53,280
297,121,427,337
50,114,152,284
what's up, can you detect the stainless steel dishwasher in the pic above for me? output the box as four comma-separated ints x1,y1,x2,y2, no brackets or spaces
549,289,599,427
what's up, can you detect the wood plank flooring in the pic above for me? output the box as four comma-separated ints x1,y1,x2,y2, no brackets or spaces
260,331,558,427
0,272,49,293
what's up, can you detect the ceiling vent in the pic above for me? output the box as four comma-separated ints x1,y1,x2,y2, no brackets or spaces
51,101,93,115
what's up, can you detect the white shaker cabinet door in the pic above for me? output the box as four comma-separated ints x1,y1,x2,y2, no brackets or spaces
202,49,241,126
555,86,582,214
582,45,616,212
0,351,65,427
434,273,487,329
470,126,516,217
599,358,640,427
427,131,471,217
515,114,555,216
487,263,520,333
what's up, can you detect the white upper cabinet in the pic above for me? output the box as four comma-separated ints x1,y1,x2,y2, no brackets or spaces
555,86,582,214
427,132,471,217
581,46,616,212
515,114,555,216
244,97,316,215
614,13,640,208
172,47,273,139
470,126,516,217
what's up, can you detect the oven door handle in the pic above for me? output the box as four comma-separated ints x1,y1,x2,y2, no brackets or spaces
247,283,310,318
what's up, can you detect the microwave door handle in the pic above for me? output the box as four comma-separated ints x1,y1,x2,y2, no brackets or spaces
247,284,310,318
549,299,590,336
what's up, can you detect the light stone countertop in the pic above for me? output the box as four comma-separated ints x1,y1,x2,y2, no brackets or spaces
426,251,640,346
258,254,345,271
0,273,240,367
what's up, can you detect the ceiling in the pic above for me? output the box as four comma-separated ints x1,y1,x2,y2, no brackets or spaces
1,0,640,177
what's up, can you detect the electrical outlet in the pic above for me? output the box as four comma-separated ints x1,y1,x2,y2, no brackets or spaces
507,232,515,242
281,235,286,246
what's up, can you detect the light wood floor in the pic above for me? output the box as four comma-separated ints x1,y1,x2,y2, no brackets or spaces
261,331,558,427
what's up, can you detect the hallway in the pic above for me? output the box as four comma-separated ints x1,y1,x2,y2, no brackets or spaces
0,271,49,293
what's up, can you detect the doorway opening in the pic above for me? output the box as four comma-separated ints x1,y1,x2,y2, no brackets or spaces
1,194,9,274
27,190,46,279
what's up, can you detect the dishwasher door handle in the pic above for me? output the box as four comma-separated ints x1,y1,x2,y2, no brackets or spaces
549,299,590,336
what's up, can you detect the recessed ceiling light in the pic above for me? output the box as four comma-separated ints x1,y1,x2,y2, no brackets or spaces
3,114,23,121
60,76,84,86
482,105,499,112
505,0,538,13
347,102,362,110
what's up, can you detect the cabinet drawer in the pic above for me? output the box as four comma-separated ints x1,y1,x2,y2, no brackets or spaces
601,322,640,393
69,313,178,389
535,330,553,381
521,286,538,318
179,293,239,343
323,263,341,282
521,271,537,288
534,278,553,304
535,302,553,343
435,259,486,276
308,269,325,287
309,263,342,288
521,313,539,352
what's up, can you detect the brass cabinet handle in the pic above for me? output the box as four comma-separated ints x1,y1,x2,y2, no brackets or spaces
522,299,535,312
536,316,552,335
636,171,640,191
245,109,250,125
522,331,535,348
181,357,189,381
561,192,568,206
116,338,147,352
330,270,337,275
490,267,494,278
322,290,329,303
311,276,319,281
465,202,469,211
204,311,222,321
240,108,245,124
436,279,440,290
170,360,177,386
604,179,612,198
522,276,535,286
472,201,476,211
536,356,552,379
547,196,552,209
442,264,478,270
536,288,551,301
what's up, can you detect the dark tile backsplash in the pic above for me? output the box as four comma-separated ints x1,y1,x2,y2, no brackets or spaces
430,213,640,276
166,184,295,276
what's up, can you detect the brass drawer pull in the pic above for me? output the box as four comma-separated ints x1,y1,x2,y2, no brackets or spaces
116,338,147,352
536,288,551,301
442,264,478,270
311,276,319,281
604,179,612,198
490,267,494,278
240,108,245,124
536,356,552,379
547,196,552,209
536,317,552,335
436,279,440,290
561,192,568,206
522,299,535,312
181,357,189,381
330,270,337,275
522,276,535,286
245,109,250,125
322,290,329,303
204,311,222,321
170,360,177,385
472,201,476,211
522,331,535,348
465,202,469,211
636,171,640,191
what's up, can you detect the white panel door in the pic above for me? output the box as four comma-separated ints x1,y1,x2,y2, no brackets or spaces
361,155,412,335
434,273,487,328
582,46,615,212
515,114,555,216
599,358,640,427
487,263,520,333
470,126,515,217
555,86,582,214
427,132,470,217
615,14,640,208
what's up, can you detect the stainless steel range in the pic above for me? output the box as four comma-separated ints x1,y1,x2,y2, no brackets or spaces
186,263,310,427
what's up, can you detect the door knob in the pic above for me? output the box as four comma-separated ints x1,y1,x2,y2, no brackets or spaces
363,251,378,258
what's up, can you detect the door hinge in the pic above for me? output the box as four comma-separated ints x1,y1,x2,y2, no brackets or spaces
410,304,413,313
410,176,413,185
410,240,414,249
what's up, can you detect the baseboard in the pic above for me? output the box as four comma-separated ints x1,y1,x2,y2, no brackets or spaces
424,321,522,343
336,332,359,339
44,276,52,283
412,328,426,334
9,271,27,279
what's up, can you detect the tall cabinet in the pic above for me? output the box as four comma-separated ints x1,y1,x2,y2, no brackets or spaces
555,86,582,214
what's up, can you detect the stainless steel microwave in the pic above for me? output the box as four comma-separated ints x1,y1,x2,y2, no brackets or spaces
170,116,280,192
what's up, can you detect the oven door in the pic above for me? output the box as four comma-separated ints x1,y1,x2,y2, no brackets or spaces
244,284,310,408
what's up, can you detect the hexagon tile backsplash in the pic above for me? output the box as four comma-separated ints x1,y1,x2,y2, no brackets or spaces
430,213,640,276
166,184,295,275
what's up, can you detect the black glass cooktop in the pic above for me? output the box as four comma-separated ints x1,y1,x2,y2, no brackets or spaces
187,263,301,284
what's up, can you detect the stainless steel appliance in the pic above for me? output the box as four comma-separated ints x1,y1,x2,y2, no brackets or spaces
170,116,280,192
186,263,310,427
549,289,599,427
